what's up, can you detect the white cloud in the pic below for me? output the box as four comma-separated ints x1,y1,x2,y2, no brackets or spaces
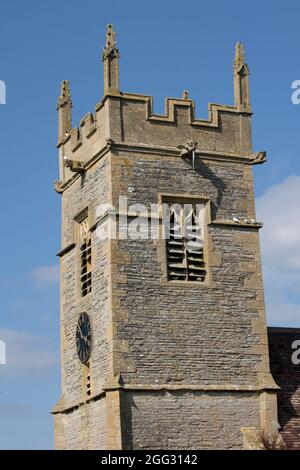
30,265,59,287
0,329,58,377
256,175,300,327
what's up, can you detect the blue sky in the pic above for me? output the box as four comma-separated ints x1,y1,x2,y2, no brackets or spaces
0,0,299,449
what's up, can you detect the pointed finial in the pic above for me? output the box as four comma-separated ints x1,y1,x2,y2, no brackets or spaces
57,80,72,110
234,42,245,69
106,24,117,48
233,42,251,113
182,90,189,100
102,24,119,61
57,80,72,145
102,24,120,95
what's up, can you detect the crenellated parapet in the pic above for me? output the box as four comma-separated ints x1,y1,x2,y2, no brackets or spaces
55,26,264,193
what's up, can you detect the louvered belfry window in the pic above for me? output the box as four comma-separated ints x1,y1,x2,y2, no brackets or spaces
166,203,206,282
80,218,92,297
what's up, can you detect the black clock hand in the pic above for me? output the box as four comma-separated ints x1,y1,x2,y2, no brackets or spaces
78,323,84,339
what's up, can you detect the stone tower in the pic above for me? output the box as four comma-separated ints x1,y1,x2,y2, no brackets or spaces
52,26,279,450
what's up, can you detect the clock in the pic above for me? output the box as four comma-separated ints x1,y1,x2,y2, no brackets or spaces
76,313,92,364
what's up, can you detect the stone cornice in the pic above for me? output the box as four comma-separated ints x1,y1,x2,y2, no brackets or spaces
56,242,76,258
209,220,263,229
111,141,252,164
52,382,279,415
54,140,262,194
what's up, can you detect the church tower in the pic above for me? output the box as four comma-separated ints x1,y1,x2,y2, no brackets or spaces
52,25,279,450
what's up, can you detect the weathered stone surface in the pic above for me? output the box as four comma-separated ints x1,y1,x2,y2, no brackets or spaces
121,391,260,450
59,398,106,449
53,27,278,450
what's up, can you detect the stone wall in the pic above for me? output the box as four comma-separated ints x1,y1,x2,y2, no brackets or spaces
60,156,111,407
59,398,106,449
53,154,113,448
121,390,260,450
111,151,268,388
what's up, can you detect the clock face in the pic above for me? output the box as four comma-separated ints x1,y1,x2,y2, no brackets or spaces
76,313,92,364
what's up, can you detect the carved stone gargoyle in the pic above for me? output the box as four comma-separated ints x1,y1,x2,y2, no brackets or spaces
249,151,267,165
177,141,198,169
64,156,85,174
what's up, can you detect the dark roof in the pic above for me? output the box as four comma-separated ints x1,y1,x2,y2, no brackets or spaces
268,327,300,450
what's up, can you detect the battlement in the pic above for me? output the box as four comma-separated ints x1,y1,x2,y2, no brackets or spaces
55,27,260,192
